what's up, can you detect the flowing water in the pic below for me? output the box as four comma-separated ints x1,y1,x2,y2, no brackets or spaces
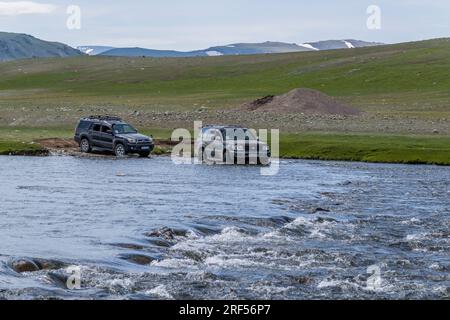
0,156,448,299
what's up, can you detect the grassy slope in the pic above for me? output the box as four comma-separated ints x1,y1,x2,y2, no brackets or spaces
0,38,449,163
0,38,449,112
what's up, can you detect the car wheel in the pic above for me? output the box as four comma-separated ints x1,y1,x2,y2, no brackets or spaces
80,138,91,153
139,151,150,158
114,144,127,157
258,156,271,166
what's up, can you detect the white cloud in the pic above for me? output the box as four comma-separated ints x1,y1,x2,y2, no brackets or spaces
0,1,55,16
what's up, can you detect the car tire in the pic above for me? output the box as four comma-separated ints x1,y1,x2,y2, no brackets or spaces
114,143,127,157
139,151,150,158
80,138,91,153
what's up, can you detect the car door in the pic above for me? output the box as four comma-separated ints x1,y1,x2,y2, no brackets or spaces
90,124,102,147
100,125,114,150
204,129,223,159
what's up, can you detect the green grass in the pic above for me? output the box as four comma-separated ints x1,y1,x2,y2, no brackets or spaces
1,38,450,113
0,140,47,155
0,127,74,141
278,133,450,165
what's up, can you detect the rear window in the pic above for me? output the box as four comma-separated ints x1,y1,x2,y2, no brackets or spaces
77,120,91,131
92,124,101,132
101,125,112,134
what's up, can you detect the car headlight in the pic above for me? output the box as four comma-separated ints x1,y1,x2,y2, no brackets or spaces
234,145,244,151
127,138,137,143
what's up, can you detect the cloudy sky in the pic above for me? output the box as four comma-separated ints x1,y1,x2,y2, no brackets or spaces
0,0,449,50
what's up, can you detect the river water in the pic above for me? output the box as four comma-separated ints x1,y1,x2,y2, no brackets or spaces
0,156,448,299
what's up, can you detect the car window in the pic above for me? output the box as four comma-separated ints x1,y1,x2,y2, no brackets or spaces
114,124,137,134
204,129,214,141
204,129,223,142
201,129,210,140
223,128,257,141
212,130,223,140
92,124,101,132
77,120,90,130
101,126,112,134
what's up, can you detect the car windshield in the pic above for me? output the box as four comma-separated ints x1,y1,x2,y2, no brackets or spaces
114,124,137,134
222,128,258,141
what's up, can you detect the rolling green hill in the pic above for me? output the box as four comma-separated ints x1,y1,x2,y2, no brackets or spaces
0,38,449,112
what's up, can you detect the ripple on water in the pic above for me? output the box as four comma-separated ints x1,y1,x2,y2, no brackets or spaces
1,157,449,299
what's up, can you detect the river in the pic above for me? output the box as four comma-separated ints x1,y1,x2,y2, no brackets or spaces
0,156,448,299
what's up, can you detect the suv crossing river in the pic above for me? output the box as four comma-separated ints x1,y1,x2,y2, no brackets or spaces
74,116,154,157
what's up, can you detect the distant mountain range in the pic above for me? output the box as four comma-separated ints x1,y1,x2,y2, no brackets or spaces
0,32,383,62
0,32,83,62
77,40,383,58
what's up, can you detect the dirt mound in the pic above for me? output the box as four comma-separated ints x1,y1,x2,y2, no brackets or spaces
241,88,360,115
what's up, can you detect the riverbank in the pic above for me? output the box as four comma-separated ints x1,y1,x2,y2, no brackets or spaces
0,141,48,156
1,129,450,165
278,133,450,165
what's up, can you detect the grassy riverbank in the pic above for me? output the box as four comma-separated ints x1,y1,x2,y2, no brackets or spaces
1,127,449,165
0,141,47,155
278,133,450,165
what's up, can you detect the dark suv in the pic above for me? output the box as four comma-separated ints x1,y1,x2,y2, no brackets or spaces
196,125,271,165
74,116,154,157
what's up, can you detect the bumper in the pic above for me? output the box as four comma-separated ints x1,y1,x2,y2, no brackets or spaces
125,143,154,153
232,150,271,159
228,150,271,165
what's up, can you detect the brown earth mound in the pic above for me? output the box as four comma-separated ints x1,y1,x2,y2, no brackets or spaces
241,88,360,115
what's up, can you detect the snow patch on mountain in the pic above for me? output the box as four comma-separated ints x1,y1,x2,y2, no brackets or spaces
299,43,319,51
77,46,116,55
206,50,223,56
343,40,355,49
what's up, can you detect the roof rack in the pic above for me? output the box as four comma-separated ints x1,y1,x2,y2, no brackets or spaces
203,124,245,129
84,115,123,121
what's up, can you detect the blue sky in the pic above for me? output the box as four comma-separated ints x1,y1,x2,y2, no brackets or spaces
1,0,449,50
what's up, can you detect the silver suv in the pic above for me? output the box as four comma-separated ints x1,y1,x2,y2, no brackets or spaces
197,126,271,165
